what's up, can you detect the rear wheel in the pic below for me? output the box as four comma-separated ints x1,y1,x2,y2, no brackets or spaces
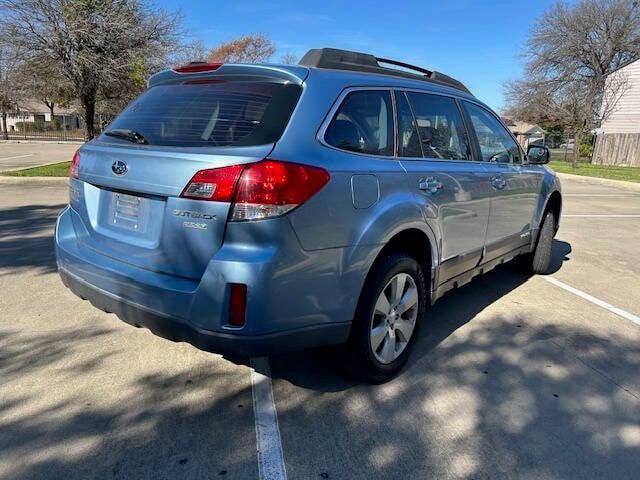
347,252,426,383
520,211,556,274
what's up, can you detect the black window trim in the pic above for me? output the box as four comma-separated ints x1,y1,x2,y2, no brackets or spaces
318,86,398,159
394,90,425,158
461,99,524,166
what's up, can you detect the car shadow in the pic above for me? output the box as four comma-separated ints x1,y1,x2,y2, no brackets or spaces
0,203,66,276
268,238,573,392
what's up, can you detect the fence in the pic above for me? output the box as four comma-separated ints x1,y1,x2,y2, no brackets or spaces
592,133,640,167
2,112,107,142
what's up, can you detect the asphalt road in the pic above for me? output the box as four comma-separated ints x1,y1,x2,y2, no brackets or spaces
1,171,639,479
0,143,80,171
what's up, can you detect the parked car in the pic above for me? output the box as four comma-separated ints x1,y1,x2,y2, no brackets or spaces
56,48,562,383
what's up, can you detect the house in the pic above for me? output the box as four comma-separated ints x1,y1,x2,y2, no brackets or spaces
502,118,546,147
593,57,640,166
3,98,82,134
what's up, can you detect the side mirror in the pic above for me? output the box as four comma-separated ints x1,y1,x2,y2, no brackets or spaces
527,145,550,164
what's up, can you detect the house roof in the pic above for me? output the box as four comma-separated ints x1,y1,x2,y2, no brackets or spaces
502,118,546,136
16,98,79,115
605,56,640,76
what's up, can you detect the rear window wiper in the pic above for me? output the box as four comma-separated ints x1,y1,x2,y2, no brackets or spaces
104,128,148,145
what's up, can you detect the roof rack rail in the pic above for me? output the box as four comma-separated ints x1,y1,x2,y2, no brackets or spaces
298,48,471,95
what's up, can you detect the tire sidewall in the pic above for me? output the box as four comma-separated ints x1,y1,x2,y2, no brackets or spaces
351,252,427,382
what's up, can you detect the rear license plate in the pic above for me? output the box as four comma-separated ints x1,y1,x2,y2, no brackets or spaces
110,192,147,232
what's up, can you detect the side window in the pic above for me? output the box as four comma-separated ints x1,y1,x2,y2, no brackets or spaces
464,102,521,164
324,90,394,156
395,91,422,158
406,92,471,160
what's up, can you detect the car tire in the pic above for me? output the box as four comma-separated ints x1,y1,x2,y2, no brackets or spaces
520,211,555,275
347,251,427,384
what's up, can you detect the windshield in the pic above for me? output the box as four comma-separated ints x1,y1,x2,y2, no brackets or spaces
103,81,301,147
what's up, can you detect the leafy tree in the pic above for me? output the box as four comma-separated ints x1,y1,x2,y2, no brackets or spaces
0,0,180,139
504,0,640,167
207,34,275,63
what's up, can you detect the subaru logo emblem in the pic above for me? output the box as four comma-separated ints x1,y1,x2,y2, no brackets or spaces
111,160,128,176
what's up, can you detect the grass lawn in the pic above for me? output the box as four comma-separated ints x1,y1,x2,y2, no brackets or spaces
549,158,640,183
3,161,71,177
4,158,640,184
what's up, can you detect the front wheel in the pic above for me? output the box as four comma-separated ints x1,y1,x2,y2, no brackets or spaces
347,252,427,384
520,211,556,274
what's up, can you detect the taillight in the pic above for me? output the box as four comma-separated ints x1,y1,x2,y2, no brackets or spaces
232,160,330,221
181,164,245,201
173,62,223,73
70,150,80,179
180,160,330,221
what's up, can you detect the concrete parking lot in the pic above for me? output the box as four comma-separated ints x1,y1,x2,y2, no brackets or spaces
1,167,639,479
0,143,80,172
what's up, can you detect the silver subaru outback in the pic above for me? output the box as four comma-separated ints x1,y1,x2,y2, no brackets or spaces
56,48,561,383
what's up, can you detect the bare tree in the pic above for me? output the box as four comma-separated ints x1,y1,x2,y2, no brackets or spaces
0,37,24,140
504,0,640,167
207,35,275,63
170,39,209,66
280,52,298,65
0,0,180,139
20,54,74,119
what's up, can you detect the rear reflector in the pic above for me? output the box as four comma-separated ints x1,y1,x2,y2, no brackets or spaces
70,150,80,179
173,62,223,73
229,283,247,327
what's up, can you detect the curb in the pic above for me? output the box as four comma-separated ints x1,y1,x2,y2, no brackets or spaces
556,172,640,192
0,176,69,185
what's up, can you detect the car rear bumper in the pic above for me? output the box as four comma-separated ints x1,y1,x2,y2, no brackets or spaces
55,205,357,356
59,266,351,357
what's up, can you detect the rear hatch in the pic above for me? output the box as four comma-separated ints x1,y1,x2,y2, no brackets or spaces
72,70,303,280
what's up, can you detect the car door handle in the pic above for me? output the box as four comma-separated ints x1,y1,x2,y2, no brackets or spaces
419,177,443,194
491,176,506,190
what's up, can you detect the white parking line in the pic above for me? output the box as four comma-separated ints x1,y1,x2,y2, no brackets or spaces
563,214,640,217
250,357,287,480
0,154,34,161
564,194,640,197
543,276,640,327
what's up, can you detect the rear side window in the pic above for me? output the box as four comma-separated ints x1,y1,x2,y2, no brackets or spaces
464,102,521,164
324,90,394,156
103,81,301,147
406,92,471,160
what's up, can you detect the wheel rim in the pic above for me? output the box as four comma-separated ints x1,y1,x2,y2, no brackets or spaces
370,272,419,364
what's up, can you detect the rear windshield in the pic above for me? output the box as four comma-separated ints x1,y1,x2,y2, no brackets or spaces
103,81,301,147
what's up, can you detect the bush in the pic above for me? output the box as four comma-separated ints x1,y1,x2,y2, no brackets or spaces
14,121,45,132
579,139,593,158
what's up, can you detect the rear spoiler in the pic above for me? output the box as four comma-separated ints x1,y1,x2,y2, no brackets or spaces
147,64,309,88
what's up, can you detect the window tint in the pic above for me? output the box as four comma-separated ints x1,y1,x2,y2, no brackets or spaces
395,91,422,158
325,90,394,156
464,102,521,164
406,92,470,160
104,81,301,147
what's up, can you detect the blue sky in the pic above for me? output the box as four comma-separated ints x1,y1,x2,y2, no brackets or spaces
157,0,560,111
